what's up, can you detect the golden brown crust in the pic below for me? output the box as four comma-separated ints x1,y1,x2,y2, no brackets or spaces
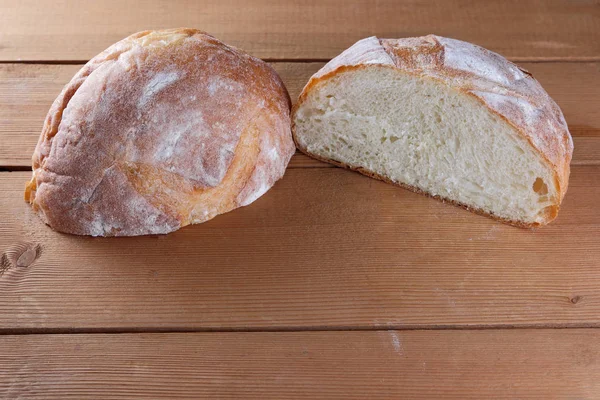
292,35,573,227
26,28,295,236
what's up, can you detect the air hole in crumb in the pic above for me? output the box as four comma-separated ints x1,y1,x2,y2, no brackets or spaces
533,178,548,195
326,94,334,98
389,136,400,143
380,137,387,144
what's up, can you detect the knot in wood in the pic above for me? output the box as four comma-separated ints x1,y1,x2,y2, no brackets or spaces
1,242,42,273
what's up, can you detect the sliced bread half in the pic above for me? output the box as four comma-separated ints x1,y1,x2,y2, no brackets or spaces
292,35,573,227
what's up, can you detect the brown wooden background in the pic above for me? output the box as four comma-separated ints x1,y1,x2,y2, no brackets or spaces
1,0,599,398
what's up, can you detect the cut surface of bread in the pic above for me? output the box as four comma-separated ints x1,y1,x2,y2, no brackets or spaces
292,36,573,227
25,29,295,236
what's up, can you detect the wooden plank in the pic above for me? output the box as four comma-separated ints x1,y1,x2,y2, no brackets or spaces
1,330,599,398
1,0,599,62
0,62,325,169
1,165,599,331
1,62,600,167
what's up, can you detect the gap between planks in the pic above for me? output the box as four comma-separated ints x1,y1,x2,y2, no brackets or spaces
0,152,334,172
3,323,600,336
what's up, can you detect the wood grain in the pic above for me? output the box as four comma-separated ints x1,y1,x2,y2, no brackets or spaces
1,329,599,399
1,62,599,167
1,0,599,61
1,165,599,331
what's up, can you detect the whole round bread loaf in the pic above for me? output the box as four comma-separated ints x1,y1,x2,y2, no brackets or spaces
25,28,295,236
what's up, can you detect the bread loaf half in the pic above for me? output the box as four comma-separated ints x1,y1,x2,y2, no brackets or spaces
25,28,295,236
292,36,573,227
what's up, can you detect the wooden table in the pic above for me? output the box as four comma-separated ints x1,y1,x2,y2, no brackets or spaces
1,1,599,398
